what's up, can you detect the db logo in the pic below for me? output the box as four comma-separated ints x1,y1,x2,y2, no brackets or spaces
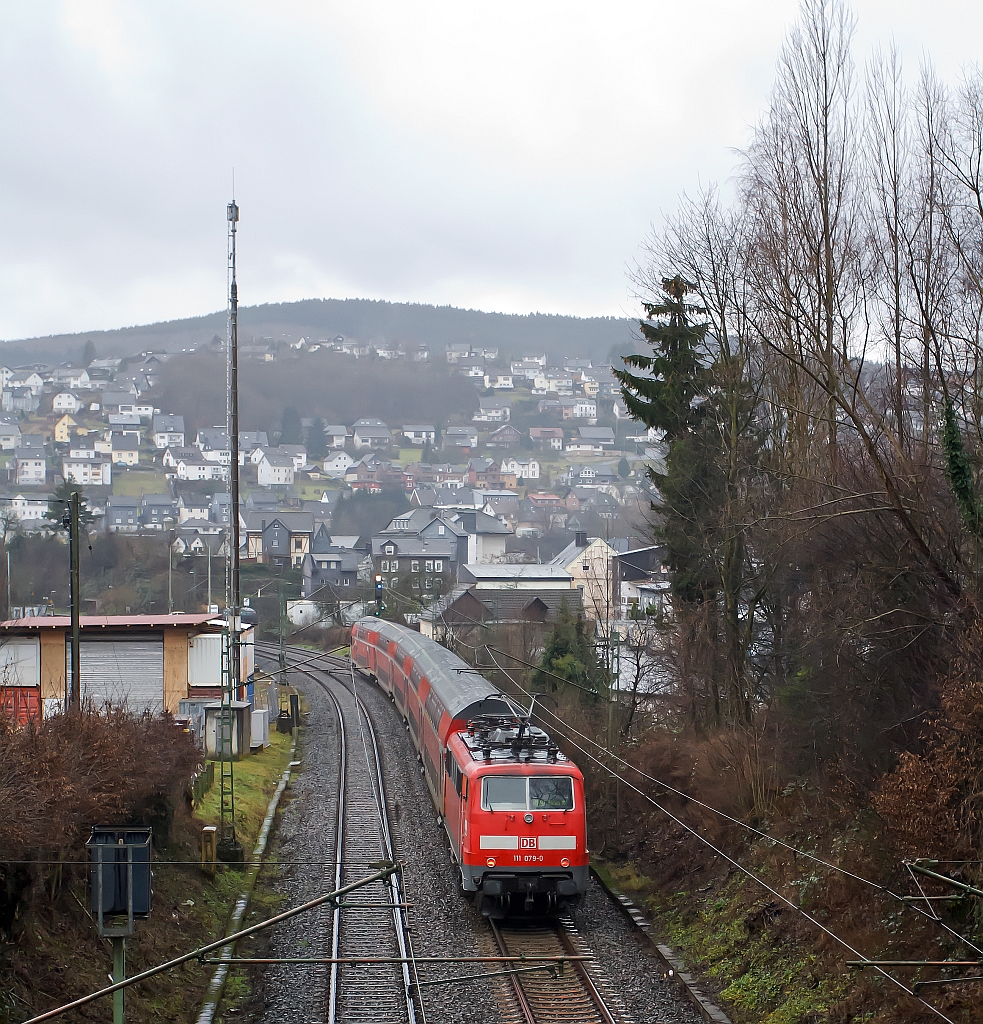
520,837,537,849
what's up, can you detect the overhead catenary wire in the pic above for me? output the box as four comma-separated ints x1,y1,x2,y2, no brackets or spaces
542,716,955,1019
484,646,983,959
480,646,963,1021
270,640,983,960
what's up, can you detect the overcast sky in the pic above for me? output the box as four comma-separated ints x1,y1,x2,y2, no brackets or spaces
2,1,982,340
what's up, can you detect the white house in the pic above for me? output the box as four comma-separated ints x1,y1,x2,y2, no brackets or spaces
195,428,269,465
12,449,46,485
510,361,544,379
565,442,603,457
0,421,22,450
483,374,514,390
8,494,49,527
176,457,227,482
257,451,295,487
177,497,210,524
352,420,393,450
501,457,541,481
52,392,83,414
153,414,185,449
401,425,436,445
473,398,511,423
323,425,348,449
69,442,99,461
323,451,355,478
7,371,44,394
62,458,112,487
279,444,308,471
116,402,155,421
50,367,91,390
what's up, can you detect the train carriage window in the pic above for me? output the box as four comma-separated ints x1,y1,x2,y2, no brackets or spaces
530,776,574,810
445,751,465,797
424,689,446,732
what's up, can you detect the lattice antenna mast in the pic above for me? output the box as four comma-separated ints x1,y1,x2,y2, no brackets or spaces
217,195,244,862
227,197,241,624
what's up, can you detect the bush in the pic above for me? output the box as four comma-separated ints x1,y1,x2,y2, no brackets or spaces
0,708,197,940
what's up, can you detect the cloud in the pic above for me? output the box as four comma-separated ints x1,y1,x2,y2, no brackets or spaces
1,1,982,338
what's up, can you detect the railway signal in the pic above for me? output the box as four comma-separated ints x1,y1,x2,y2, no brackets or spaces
374,574,384,616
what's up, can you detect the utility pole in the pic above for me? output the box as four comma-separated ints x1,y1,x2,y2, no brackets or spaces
278,576,287,692
63,491,81,711
207,543,212,610
167,533,173,613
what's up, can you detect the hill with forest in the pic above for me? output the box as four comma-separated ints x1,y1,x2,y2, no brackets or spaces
0,298,640,368
153,350,481,437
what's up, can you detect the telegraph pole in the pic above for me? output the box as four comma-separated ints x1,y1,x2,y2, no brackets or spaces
64,492,81,711
278,576,287,691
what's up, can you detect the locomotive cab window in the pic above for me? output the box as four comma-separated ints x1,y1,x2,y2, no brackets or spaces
530,776,574,810
482,776,574,812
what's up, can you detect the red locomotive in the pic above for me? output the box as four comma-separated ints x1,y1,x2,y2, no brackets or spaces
351,617,589,915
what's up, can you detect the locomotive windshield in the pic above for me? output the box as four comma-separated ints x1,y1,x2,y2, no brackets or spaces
530,776,574,810
482,776,574,811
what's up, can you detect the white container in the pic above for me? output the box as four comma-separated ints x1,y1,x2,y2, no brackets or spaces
250,708,269,750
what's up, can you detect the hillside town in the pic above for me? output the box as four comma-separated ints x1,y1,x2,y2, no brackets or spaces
0,342,669,654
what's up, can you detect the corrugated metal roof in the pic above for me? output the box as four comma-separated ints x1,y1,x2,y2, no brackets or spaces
0,614,219,629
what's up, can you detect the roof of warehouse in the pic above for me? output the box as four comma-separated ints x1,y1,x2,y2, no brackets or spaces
0,614,221,629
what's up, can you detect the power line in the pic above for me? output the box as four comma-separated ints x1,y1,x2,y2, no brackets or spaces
540,714,956,1022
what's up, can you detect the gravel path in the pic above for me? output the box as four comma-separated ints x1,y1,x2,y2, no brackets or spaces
252,664,705,1024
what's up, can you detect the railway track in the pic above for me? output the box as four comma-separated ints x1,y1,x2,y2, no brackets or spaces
256,642,420,1024
263,641,632,1024
487,917,630,1024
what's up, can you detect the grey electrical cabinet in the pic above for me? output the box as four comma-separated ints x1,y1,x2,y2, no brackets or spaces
88,827,152,923
204,700,252,760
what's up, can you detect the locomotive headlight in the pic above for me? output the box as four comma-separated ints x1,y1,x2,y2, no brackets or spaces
486,857,496,867
523,813,534,824
560,858,570,868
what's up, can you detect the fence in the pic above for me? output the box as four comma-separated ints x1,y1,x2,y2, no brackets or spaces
189,761,215,808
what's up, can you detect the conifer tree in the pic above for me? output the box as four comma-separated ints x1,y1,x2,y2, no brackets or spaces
612,275,710,444
307,417,328,459
615,276,723,604
533,603,604,698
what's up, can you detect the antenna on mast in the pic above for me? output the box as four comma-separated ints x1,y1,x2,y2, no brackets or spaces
217,191,244,864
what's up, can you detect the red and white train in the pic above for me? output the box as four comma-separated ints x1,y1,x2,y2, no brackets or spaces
351,617,589,915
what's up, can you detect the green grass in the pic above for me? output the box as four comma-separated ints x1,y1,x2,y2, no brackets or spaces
597,859,853,1024
294,482,342,499
112,471,168,495
195,728,294,848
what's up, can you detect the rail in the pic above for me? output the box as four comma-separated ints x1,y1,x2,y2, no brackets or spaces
488,917,627,1024
256,644,419,1024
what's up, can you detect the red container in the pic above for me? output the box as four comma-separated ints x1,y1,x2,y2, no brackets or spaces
0,686,41,726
